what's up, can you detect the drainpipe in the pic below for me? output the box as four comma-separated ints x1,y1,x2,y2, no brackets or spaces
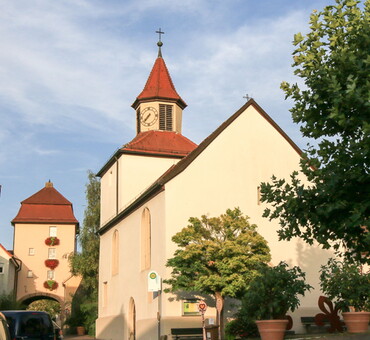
115,156,119,215
11,256,22,299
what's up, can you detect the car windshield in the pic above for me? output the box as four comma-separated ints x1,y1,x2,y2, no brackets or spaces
18,314,53,337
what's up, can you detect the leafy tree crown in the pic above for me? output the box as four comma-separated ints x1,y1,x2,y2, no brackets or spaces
261,0,370,263
165,208,271,299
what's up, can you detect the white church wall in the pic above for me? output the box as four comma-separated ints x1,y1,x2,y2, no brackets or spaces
162,104,333,331
100,154,181,227
100,162,118,226
97,192,167,340
117,154,179,212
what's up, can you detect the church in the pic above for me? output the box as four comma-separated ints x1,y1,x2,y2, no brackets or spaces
96,39,333,340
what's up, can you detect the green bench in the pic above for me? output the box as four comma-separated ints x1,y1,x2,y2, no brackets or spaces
301,316,330,333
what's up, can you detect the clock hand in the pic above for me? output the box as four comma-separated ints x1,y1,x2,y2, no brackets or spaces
144,114,151,122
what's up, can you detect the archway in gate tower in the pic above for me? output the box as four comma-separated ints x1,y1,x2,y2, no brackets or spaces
19,293,67,324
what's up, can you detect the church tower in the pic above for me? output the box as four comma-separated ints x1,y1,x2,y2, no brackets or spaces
131,36,187,134
97,36,196,227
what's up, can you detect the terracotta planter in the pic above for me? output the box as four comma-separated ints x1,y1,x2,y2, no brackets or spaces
255,319,288,340
76,326,85,336
342,311,370,333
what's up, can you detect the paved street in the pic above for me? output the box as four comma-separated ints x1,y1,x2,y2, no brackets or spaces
62,332,370,340
64,335,99,340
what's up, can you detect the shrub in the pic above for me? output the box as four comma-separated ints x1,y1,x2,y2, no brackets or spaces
225,318,258,339
242,262,312,320
320,258,370,312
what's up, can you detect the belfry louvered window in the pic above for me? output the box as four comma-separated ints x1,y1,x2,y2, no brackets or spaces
159,104,173,131
137,109,141,133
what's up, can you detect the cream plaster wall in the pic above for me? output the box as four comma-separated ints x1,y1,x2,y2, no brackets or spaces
118,154,179,212
100,154,180,226
13,223,77,302
163,104,334,330
98,192,167,340
100,162,118,226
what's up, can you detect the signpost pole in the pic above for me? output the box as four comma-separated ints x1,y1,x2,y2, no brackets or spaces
157,288,161,340
197,300,207,340
201,311,206,340
148,271,162,340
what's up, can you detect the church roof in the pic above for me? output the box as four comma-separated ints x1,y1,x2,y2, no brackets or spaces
99,99,304,235
11,182,79,225
123,131,197,156
97,131,197,177
132,56,187,109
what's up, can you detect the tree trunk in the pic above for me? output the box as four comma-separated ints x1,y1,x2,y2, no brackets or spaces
215,292,224,339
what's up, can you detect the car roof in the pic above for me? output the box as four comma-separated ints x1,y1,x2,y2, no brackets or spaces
1,311,47,313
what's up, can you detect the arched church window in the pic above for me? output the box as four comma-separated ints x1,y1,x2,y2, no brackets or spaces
112,229,119,276
159,104,173,131
141,208,151,270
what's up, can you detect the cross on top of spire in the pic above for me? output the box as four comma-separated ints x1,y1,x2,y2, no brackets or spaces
156,28,165,57
156,28,164,42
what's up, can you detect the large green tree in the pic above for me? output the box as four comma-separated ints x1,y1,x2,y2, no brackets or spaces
261,0,369,263
165,208,271,336
69,171,100,334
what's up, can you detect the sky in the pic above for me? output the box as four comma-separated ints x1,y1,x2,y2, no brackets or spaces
0,0,337,250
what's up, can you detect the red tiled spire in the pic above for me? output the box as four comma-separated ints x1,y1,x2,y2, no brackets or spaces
132,56,187,109
11,181,78,225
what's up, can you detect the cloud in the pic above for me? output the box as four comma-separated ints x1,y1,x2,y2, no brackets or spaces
0,0,136,132
0,0,327,250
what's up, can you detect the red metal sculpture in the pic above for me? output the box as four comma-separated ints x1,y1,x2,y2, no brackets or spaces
314,296,344,332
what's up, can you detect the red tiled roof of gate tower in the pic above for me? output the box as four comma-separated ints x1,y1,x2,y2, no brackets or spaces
11,181,79,225
132,56,187,109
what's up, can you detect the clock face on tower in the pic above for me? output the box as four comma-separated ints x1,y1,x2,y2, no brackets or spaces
140,107,158,127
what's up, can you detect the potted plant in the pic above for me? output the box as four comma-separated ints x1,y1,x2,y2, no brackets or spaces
242,262,312,340
45,237,60,246
320,258,370,333
43,280,58,291
45,259,59,269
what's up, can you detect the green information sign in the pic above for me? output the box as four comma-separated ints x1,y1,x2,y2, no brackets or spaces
182,300,200,316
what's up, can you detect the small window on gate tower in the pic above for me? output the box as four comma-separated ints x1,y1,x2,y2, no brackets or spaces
48,248,56,259
49,226,57,237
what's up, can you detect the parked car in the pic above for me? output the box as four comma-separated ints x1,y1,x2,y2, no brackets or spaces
0,311,55,340
0,312,11,340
